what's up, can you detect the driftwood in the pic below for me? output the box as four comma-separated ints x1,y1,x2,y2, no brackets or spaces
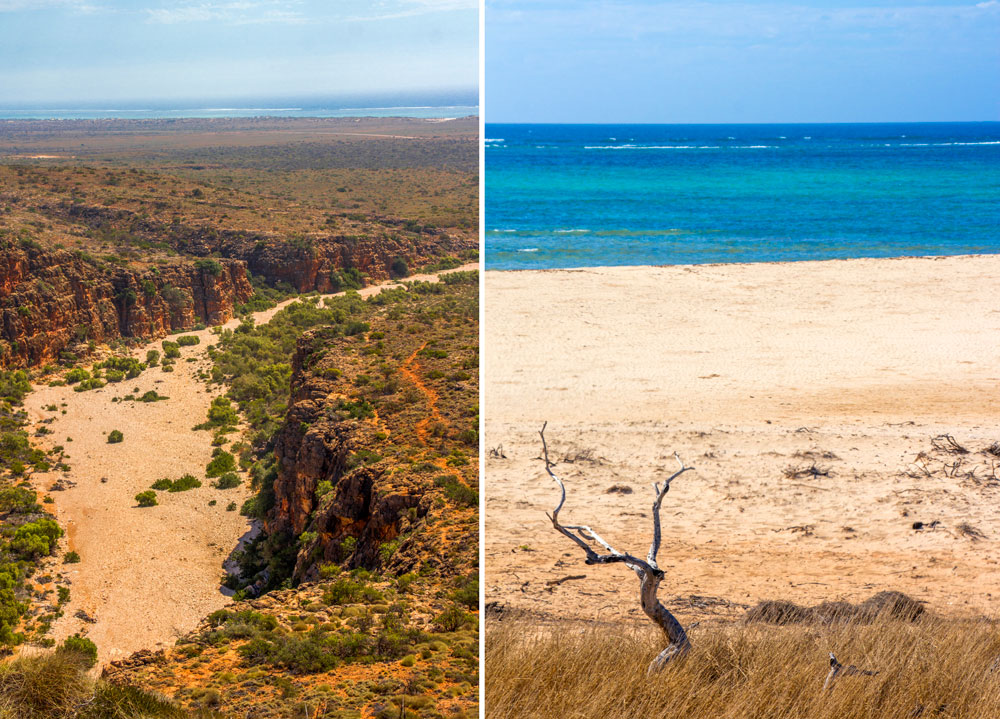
824,652,878,690
540,422,693,674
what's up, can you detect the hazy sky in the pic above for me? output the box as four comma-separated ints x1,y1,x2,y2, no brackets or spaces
487,0,1000,122
0,0,478,105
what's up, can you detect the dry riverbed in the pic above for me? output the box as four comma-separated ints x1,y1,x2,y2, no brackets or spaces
22,265,475,665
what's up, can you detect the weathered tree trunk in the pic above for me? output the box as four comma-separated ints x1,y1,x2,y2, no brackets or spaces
539,422,693,674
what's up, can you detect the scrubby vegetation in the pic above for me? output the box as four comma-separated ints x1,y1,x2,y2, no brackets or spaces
108,570,478,718
0,118,478,718
205,450,235,478
107,430,124,444
487,615,1000,719
208,273,479,596
0,646,211,719
0,370,68,648
134,491,157,507
150,474,201,493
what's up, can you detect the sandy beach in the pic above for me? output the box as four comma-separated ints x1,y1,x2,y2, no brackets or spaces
484,255,1000,629
22,265,476,665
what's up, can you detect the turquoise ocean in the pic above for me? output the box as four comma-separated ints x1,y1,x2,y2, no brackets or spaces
485,123,1000,269
0,92,477,120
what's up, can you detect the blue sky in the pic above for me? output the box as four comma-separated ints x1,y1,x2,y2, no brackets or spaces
487,0,1000,122
0,0,478,105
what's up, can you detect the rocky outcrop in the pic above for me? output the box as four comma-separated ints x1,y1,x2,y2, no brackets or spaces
0,240,253,368
267,328,428,582
54,202,474,292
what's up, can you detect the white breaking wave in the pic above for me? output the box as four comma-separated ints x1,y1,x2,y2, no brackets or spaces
517,248,539,252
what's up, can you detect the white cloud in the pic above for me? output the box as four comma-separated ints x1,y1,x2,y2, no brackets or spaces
488,0,1000,45
344,0,477,22
145,0,304,25
0,0,101,11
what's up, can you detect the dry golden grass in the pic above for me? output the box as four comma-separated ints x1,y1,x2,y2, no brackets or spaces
486,615,1000,719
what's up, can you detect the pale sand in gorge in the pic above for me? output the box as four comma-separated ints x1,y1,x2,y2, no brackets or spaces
485,255,1000,628
23,265,476,665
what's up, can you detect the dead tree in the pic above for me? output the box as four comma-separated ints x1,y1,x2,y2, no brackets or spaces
540,422,693,674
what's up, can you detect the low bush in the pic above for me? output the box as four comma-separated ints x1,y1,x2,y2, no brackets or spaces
135,491,157,507
72,378,105,392
10,517,63,558
195,396,239,430
434,475,477,507
64,368,90,384
177,335,200,347
215,472,241,489
106,430,124,444
161,340,180,359
171,474,202,492
206,450,236,478
58,634,98,668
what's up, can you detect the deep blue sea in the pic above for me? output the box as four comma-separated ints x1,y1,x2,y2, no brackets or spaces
485,123,1000,269
0,92,478,120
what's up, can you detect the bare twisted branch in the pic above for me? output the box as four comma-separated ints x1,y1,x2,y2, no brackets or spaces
540,423,692,673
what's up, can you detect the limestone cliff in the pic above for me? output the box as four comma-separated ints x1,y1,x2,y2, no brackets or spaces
0,240,253,368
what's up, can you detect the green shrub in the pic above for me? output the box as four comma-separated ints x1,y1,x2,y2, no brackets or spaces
94,356,145,379
434,605,474,632
135,491,157,507
390,257,409,278
177,335,200,346
330,266,363,292
150,478,173,490
161,340,180,359
450,577,478,608
10,518,63,558
64,368,90,384
215,472,240,489
107,430,124,444
322,577,384,605
195,396,239,430
206,450,236,478
73,378,105,392
145,349,160,366
139,390,167,402
63,551,81,564
168,474,201,492
0,487,39,514
195,258,224,276
434,475,477,507
58,634,98,668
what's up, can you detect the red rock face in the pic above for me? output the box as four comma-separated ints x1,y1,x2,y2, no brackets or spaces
0,243,253,368
53,203,475,294
266,328,427,583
